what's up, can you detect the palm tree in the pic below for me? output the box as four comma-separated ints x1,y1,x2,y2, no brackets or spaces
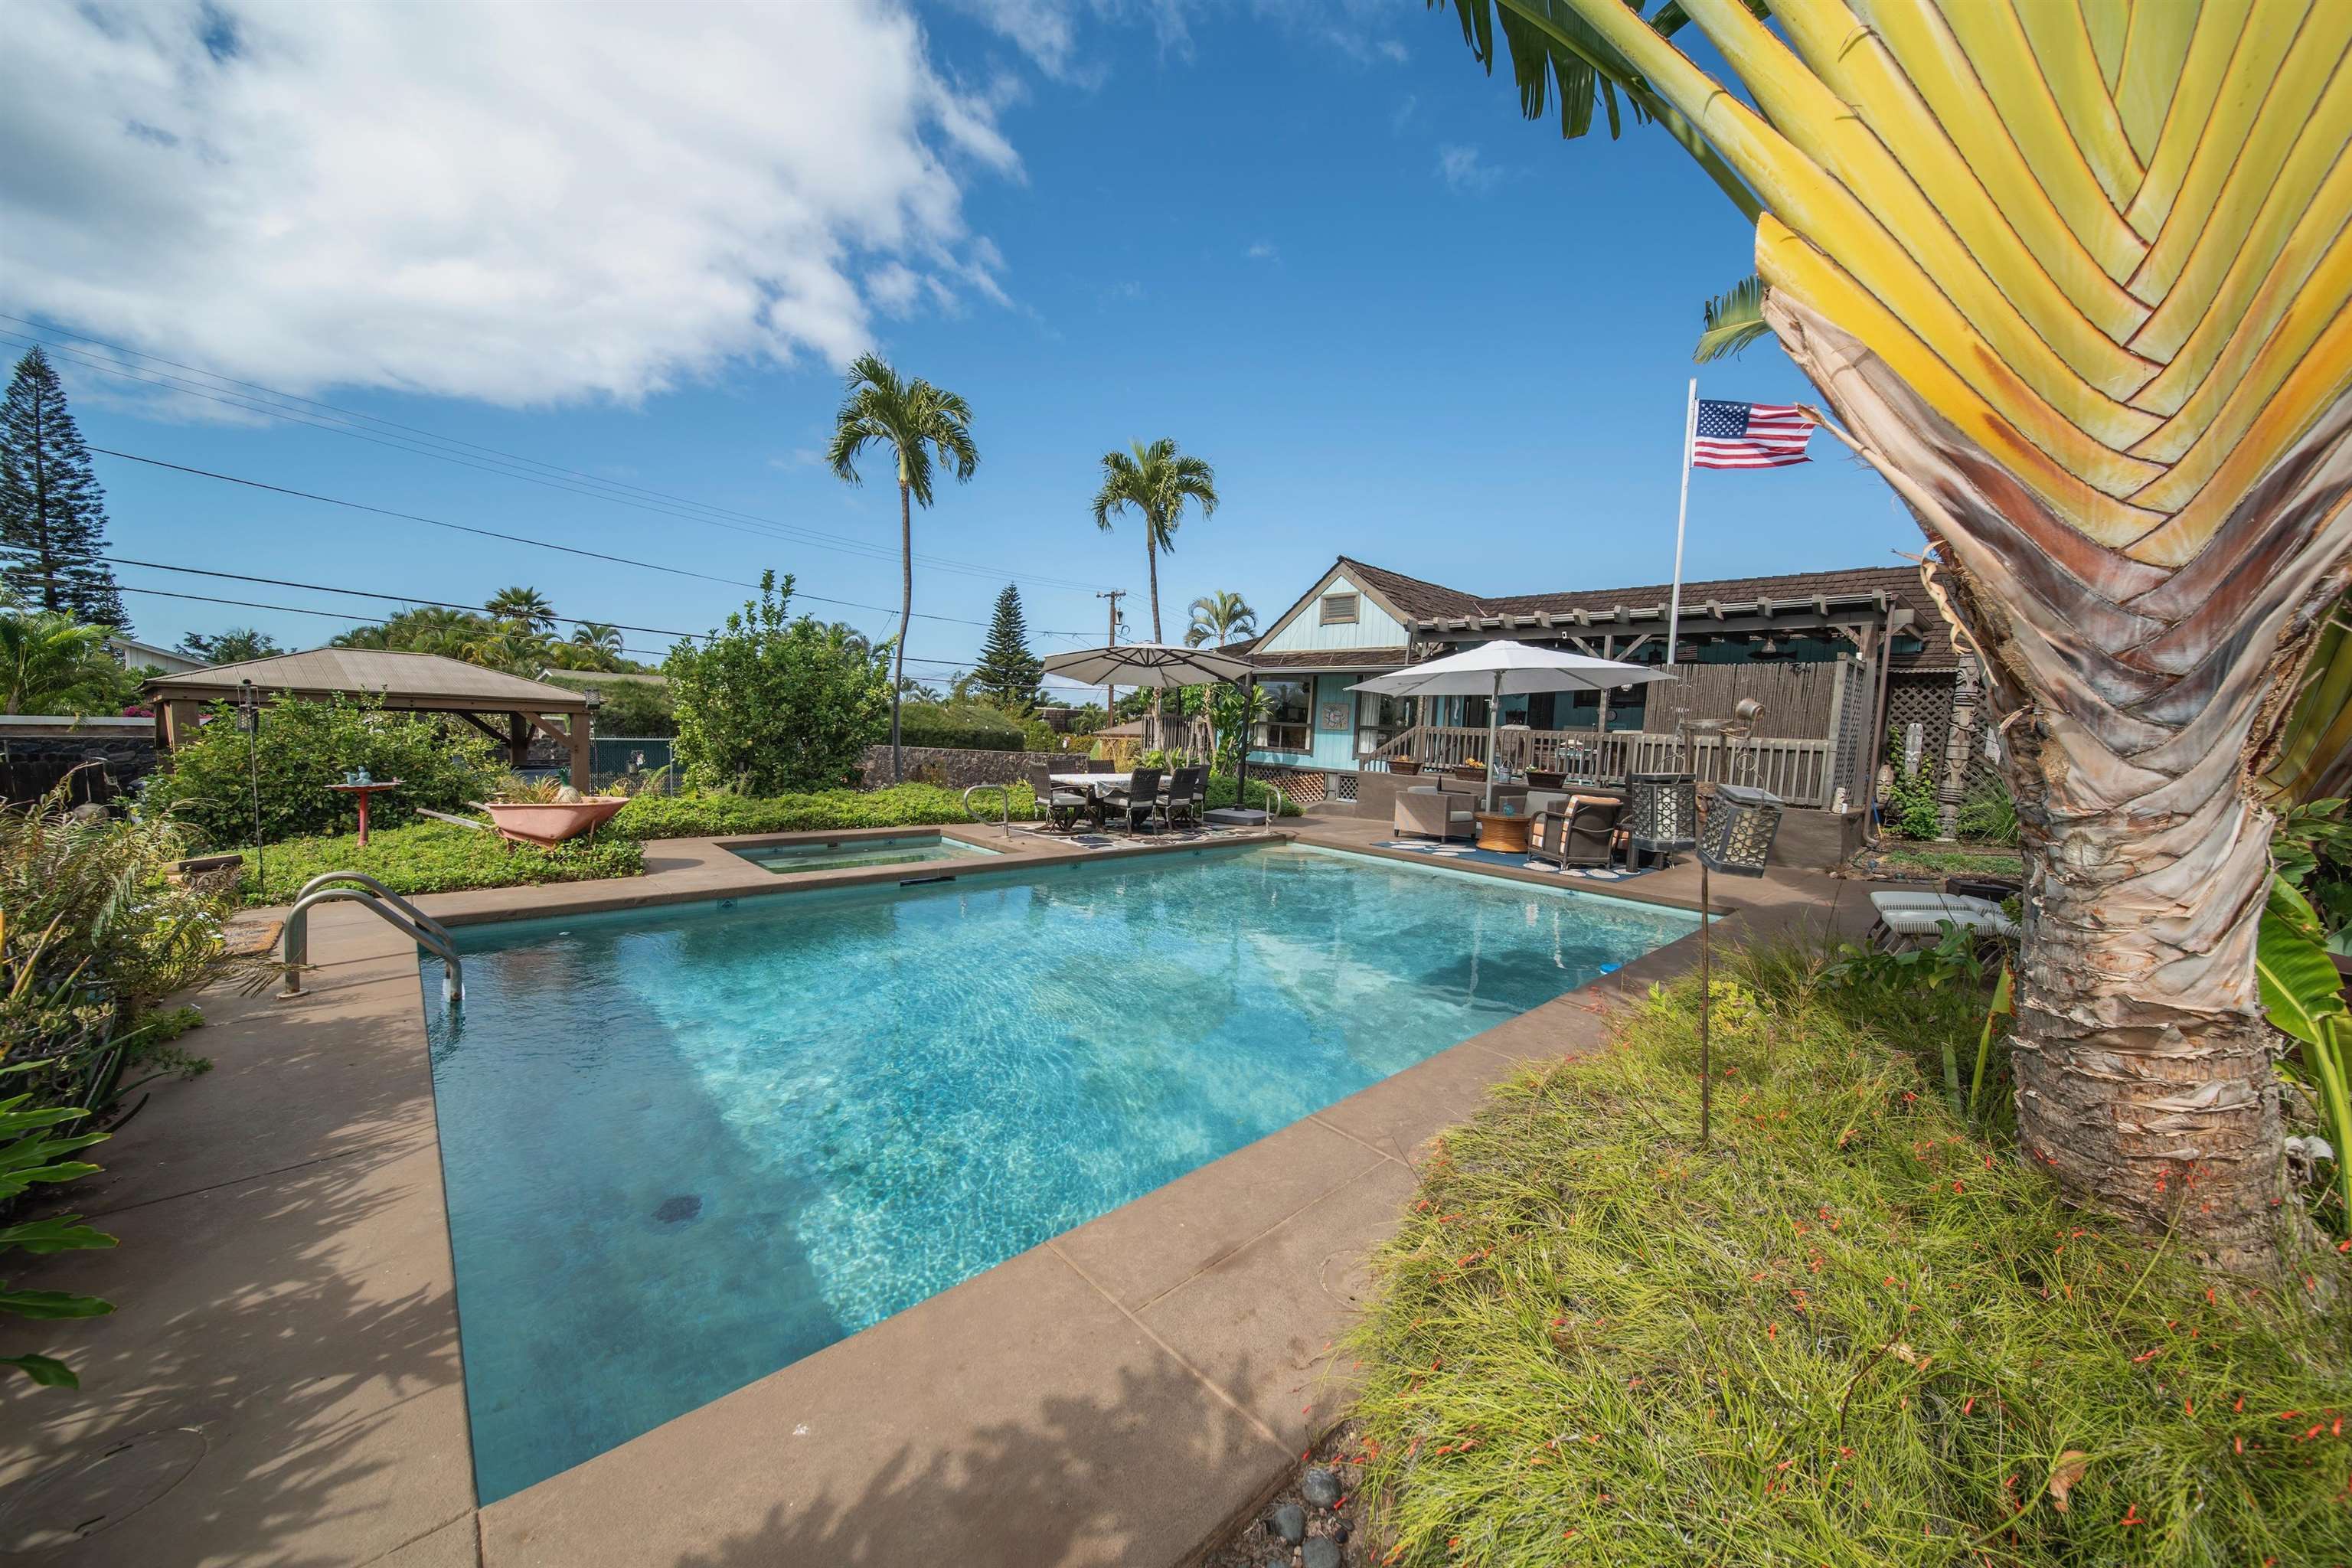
0,608,115,715
1091,439,1218,645
1185,590,1257,648
570,622,622,658
1436,1,2352,1275
826,353,978,782
485,586,556,633
462,625,545,675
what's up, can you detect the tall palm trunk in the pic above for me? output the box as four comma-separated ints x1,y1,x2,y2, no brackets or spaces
1146,531,1165,738
1772,298,2351,1274
893,467,911,783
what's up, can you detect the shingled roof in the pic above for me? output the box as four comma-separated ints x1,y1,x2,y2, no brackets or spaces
1254,559,1955,670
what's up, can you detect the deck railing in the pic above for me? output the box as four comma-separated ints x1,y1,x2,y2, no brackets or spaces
1364,724,1834,807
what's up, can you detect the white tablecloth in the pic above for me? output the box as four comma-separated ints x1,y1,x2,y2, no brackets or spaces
1048,773,1133,792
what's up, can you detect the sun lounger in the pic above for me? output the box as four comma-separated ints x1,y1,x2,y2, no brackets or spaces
1867,890,2019,947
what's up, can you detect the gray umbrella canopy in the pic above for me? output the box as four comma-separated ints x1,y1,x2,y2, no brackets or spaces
1349,640,1673,808
1040,643,1255,688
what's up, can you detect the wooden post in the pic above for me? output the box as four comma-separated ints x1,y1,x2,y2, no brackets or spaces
565,714,590,790
508,713,531,769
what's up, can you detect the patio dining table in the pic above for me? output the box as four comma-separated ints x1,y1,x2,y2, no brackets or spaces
1049,771,1135,831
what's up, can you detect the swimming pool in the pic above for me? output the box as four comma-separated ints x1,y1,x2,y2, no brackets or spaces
728,831,1001,875
420,843,1696,1501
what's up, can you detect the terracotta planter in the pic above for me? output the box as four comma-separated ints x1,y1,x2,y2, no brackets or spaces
477,798,628,848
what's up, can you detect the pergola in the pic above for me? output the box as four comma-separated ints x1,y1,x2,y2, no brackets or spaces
142,649,598,786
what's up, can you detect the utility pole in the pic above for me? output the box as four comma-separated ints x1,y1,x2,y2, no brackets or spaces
1096,588,1126,720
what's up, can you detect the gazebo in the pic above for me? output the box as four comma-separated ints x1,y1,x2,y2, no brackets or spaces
142,650,599,787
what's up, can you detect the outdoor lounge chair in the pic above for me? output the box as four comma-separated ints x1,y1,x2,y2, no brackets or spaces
1161,764,1208,831
1027,763,1088,835
1394,785,1474,842
1103,766,1161,834
1528,793,1624,870
1867,890,2020,949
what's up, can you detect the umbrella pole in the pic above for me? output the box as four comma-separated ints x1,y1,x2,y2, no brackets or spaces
1485,671,1499,812
1236,675,1253,815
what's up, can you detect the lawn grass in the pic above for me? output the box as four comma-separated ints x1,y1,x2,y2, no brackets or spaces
1342,946,2351,1566
1869,841,2028,882
240,822,642,905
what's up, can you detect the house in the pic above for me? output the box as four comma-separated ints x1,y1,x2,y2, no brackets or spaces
1233,556,1988,836
102,634,207,676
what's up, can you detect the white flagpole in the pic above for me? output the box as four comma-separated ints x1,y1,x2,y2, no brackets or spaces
1668,377,1697,668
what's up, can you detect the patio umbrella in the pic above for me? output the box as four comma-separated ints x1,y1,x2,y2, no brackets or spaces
1349,640,1674,810
1040,642,1255,687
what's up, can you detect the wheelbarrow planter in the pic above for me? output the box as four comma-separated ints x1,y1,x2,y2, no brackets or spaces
475,798,628,848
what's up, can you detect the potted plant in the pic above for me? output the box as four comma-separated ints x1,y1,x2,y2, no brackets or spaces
1448,758,1486,782
1389,756,1423,776
475,776,629,848
1524,767,1565,790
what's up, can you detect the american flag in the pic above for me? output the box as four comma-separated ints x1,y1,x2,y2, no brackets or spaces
1690,399,1815,469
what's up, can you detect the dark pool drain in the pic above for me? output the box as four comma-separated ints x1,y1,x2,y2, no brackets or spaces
654,1194,703,1224
0,1426,207,1552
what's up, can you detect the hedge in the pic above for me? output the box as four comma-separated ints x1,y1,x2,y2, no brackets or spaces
240,822,642,906
894,700,1027,752
613,783,1037,838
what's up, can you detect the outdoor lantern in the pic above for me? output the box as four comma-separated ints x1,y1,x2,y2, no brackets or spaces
1626,773,1699,867
1700,783,1784,877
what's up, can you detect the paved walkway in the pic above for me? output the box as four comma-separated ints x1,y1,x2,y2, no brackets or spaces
0,820,1867,1567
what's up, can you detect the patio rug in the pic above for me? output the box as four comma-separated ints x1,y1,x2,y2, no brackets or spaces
1369,840,1657,884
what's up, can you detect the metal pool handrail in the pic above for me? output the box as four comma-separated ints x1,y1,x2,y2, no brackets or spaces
290,871,453,946
962,782,1016,836
281,880,462,1004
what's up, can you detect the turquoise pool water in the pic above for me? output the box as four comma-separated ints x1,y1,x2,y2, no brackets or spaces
730,832,1001,874
420,844,1696,1501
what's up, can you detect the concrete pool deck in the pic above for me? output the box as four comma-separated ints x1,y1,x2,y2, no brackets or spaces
0,819,1870,1566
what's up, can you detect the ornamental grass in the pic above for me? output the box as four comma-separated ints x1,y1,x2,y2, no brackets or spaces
1343,945,2351,1566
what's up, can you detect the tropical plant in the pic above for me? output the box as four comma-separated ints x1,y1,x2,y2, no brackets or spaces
1092,439,1217,647
568,621,621,658
172,627,281,666
2255,874,2349,1234
0,1067,115,1390
825,352,978,783
0,609,129,716
663,570,893,794
1880,732,1942,841
1209,681,1270,771
485,586,557,633
139,694,501,847
1438,0,2352,1275
1953,777,2022,848
1184,589,1257,648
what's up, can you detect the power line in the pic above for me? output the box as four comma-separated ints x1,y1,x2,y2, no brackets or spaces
3,318,1114,596
86,452,1104,637
108,582,1063,679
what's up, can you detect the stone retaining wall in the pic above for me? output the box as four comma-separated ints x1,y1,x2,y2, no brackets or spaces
860,745,1073,789
0,720,161,803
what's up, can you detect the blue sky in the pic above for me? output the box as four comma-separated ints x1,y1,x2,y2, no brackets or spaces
1,1,1909,691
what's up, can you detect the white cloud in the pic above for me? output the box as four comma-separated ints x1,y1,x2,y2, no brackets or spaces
1436,142,1502,192
1245,240,1278,261
0,2,1022,407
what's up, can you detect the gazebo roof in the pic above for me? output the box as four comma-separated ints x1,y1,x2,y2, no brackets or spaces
142,648,589,710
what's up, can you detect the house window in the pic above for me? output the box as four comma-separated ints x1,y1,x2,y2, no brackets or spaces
1254,679,1311,752
1356,691,1411,757
1318,592,1359,626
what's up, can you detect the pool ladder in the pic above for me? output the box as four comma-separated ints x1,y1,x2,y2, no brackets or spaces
280,872,463,1004
962,783,1017,837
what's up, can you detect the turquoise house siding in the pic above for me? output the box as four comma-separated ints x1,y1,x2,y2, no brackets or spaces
1250,671,1372,770
1257,571,1412,655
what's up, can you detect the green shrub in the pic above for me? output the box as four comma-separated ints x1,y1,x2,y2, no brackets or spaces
897,699,1028,752
1882,728,1943,841
140,695,501,848
665,572,892,793
1210,773,1302,816
239,822,642,905
541,673,674,737
613,782,1040,838
1,787,223,1122
1343,940,2351,1567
